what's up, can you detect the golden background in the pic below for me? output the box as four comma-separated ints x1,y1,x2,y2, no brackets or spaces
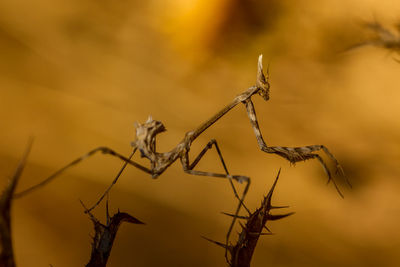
1,0,400,266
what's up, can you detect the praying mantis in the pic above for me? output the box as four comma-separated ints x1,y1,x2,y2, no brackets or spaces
14,55,348,251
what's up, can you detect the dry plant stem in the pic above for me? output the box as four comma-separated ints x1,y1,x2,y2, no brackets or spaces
206,169,294,267
81,201,144,267
0,139,33,267
230,169,294,267
14,55,347,246
347,21,400,58
13,147,150,199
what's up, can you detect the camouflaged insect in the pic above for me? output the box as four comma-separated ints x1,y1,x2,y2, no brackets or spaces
15,55,348,248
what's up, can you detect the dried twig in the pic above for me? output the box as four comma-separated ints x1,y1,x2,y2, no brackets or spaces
0,139,33,267
347,20,400,58
80,200,145,267
205,169,294,267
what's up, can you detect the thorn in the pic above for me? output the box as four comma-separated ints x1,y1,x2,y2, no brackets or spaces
118,213,145,225
202,236,229,250
248,231,274,236
270,205,290,210
268,212,295,221
247,231,261,237
79,199,88,212
263,225,271,233
265,168,281,208
221,212,249,219
259,232,274,236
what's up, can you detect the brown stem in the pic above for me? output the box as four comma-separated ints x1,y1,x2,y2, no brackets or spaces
228,169,294,267
81,201,145,267
0,139,33,267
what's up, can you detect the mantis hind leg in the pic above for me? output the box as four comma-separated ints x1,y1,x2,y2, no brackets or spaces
14,146,151,200
181,139,251,262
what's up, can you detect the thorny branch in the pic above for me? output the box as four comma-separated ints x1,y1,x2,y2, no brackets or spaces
0,139,33,267
0,139,144,267
348,20,400,59
205,169,294,267
81,200,145,267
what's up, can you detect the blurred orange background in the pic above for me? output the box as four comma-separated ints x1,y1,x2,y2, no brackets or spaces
1,0,400,266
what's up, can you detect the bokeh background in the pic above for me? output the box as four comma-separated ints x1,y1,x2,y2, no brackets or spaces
1,0,400,266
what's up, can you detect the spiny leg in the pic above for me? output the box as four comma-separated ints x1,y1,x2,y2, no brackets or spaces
184,168,250,262
86,147,137,213
14,146,151,199
244,98,347,195
182,147,251,261
189,139,250,214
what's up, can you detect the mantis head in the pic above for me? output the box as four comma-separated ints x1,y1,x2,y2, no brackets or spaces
256,54,270,101
132,115,166,158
